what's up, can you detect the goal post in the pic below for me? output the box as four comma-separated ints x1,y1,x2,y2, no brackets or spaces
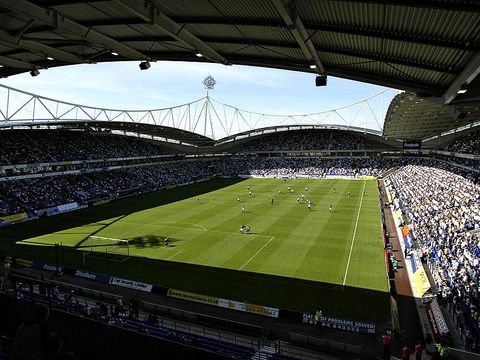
83,235,131,264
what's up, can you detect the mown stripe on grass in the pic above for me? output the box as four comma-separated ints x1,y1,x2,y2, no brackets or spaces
342,180,366,286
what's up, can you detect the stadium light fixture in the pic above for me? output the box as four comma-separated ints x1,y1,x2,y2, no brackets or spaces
315,74,327,87
46,56,54,61
30,68,40,77
457,84,468,94
111,51,119,56
0,64,3,68
309,64,317,69
139,61,151,70
195,52,204,58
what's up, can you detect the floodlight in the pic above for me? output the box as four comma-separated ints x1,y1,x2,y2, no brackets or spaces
309,64,317,69
111,51,119,56
139,61,151,70
30,69,40,77
457,84,468,94
195,52,203,58
315,74,327,87
46,56,54,61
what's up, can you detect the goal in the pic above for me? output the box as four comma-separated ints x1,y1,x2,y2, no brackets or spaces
82,235,130,264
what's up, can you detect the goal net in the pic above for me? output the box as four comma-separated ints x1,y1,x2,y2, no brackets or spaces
82,235,130,263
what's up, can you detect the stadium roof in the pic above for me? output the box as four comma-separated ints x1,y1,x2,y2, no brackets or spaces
215,124,383,146
1,0,480,107
1,120,215,146
383,92,480,140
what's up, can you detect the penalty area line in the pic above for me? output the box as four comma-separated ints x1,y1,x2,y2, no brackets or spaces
342,180,366,286
239,236,275,271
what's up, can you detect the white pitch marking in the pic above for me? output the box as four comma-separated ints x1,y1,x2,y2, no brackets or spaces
239,236,275,271
166,250,183,260
127,221,208,231
342,180,366,286
123,221,273,239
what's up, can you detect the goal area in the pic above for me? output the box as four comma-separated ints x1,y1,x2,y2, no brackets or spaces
82,235,130,264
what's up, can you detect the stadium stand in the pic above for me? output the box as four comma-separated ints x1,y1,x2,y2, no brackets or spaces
1,279,256,360
442,131,480,155
2,0,480,358
389,165,480,351
0,130,170,165
239,129,386,151
1,147,479,218
0,160,215,216
0,131,479,356
217,157,389,178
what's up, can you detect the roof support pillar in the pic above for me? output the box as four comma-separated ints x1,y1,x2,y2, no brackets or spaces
0,0,148,60
272,0,325,74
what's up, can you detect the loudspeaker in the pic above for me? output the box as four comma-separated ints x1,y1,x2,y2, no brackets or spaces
139,61,151,70
30,69,40,77
315,74,327,87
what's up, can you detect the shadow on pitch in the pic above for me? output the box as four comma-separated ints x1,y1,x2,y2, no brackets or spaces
127,234,179,249
0,178,247,251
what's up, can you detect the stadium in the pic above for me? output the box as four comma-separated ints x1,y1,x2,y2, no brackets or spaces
0,1,479,360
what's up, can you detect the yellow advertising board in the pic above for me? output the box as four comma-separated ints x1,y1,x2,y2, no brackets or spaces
167,289,219,306
0,212,27,224
414,268,431,296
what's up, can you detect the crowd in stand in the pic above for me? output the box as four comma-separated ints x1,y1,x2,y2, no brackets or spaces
239,129,385,151
389,165,480,349
442,131,480,155
217,157,389,178
0,130,170,165
0,160,214,216
1,154,479,218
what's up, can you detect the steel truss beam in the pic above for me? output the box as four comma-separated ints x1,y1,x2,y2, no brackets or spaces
272,0,324,74
443,51,480,104
331,0,480,12
0,0,148,60
215,54,443,95
326,65,443,96
8,33,462,74
0,28,81,63
112,36,459,74
0,83,393,140
160,17,478,52
0,54,34,69
112,0,228,64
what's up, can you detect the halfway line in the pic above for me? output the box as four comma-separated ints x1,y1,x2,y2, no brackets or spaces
239,236,275,271
342,180,366,286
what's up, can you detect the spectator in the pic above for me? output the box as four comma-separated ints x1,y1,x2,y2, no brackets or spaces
442,130,480,155
402,345,410,360
415,342,423,360
9,305,49,360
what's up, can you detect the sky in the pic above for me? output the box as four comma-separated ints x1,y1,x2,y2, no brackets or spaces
0,61,398,138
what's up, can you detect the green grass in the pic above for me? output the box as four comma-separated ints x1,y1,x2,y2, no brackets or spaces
0,178,390,322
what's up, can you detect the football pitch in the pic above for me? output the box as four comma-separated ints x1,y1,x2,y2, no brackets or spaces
1,178,390,321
